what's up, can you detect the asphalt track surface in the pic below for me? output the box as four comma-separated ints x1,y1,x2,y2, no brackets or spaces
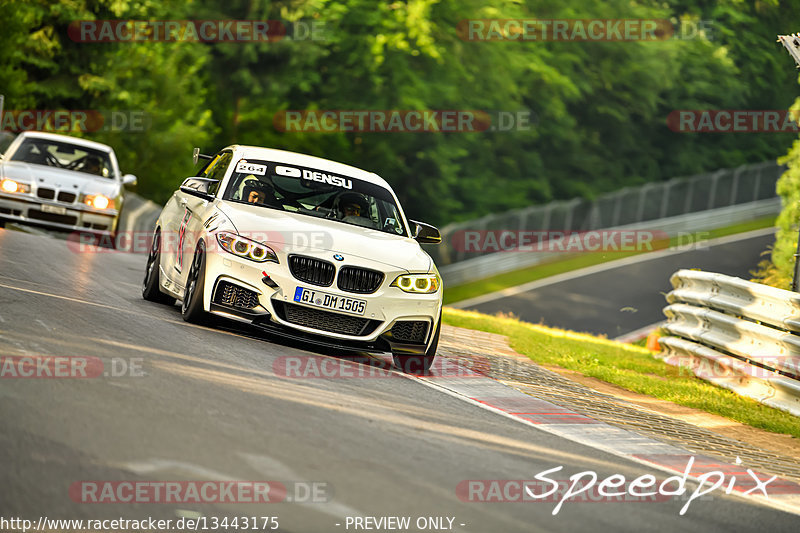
464,231,775,338
0,228,797,532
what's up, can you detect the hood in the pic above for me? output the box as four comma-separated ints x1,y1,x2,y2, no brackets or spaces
1,161,121,197
216,201,432,272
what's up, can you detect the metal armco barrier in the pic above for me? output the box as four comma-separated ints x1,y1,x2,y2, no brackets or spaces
661,269,800,417
118,192,162,234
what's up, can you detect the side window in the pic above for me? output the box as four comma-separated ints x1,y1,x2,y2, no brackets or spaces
196,154,220,177
199,152,232,196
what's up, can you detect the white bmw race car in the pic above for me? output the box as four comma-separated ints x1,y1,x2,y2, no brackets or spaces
143,145,443,372
0,131,137,238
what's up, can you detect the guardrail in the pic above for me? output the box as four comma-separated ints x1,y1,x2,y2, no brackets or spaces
438,198,781,287
429,160,783,270
660,269,800,417
119,192,162,234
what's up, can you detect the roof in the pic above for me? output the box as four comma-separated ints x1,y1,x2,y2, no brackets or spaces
229,145,391,188
17,131,114,153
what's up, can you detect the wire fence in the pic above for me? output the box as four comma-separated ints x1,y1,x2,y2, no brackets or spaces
426,161,783,267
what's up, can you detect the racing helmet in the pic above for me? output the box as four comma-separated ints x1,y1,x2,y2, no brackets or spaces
335,191,369,219
240,178,274,203
82,155,104,176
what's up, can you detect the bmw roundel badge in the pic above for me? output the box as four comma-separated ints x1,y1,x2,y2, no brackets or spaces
333,254,344,261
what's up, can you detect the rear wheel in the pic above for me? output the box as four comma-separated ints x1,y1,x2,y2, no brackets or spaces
392,312,441,374
142,229,175,305
181,241,208,323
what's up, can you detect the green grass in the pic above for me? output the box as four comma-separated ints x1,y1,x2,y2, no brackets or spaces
443,216,777,305
442,308,800,438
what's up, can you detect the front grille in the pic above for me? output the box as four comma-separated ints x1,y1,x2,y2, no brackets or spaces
289,255,335,287
57,191,77,203
37,188,55,200
214,281,260,309
390,321,430,344
337,266,384,294
273,301,380,336
28,210,78,226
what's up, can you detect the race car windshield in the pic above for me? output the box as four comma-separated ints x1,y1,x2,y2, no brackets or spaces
9,138,114,179
223,159,409,237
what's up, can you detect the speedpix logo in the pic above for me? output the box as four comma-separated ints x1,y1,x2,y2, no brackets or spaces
457,456,799,516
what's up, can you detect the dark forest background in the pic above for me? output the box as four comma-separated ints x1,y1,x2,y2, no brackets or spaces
3,0,800,229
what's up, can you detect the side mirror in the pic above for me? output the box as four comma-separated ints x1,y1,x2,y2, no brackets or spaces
410,220,441,244
180,177,218,201
122,174,138,187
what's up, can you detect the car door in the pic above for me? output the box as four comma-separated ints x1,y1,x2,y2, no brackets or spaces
162,151,230,290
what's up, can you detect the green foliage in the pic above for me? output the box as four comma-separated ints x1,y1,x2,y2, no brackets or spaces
757,96,800,290
0,0,217,203
443,308,800,438
2,0,800,224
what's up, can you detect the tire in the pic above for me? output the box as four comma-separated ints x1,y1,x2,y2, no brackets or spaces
142,229,176,305
181,241,208,323
392,312,441,374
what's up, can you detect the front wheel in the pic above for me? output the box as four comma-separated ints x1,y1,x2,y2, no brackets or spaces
181,241,208,323
142,230,176,305
392,313,441,374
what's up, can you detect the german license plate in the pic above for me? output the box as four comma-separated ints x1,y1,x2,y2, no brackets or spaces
40,204,67,215
293,287,366,316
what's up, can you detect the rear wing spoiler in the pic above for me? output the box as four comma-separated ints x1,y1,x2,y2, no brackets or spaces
778,34,800,69
192,147,214,165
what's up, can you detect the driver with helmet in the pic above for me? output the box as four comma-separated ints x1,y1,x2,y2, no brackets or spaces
332,191,376,228
240,178,275,206
82,156,104,176
336,192,369,221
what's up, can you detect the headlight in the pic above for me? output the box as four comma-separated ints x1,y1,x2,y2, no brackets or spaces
216,231,279,263
391,273,440,294
0,178,31,194
83,194,114,210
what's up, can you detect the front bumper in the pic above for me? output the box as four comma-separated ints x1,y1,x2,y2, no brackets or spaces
200,245,442,354
0,193,119,235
